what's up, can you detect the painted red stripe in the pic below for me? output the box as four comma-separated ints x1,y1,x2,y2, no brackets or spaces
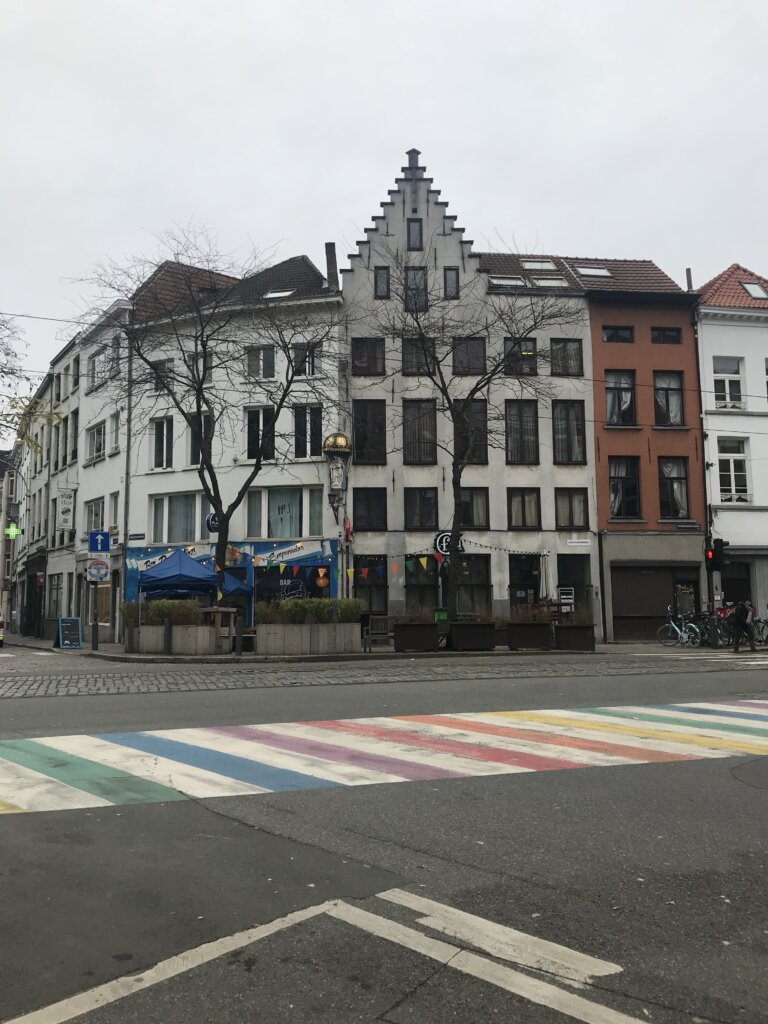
397,715,696,764
303,719,586,772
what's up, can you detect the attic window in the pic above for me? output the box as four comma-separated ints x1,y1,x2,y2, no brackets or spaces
742,281,768,299
522,260,556,271
575,266,612,277
264,289,295,299
533,277,568,287
489,276,525,287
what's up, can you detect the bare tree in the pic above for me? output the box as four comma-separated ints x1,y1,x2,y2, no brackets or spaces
360,241,585,619
89,227,344,583
0,314,32,436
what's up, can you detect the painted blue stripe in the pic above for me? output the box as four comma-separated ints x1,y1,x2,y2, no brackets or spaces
96,732,342,793
653,705,768,724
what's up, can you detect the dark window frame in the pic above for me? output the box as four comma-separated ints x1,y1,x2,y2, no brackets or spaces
294,405,323,459
351,337,385,376
550,338,584,377
452,336,487,375
190,412,212,466
404,267,428,312
444,267,460,299
403,399,438,465
605,370,637,426
608,456,642,519
402,336,436,376
552,400,587,465
373,266,390,299
654,371,685,426
353,400,387,465
555,488,589,530
602,325,635,344
353,487,388,531
407,218,423,251
505,399,539,465
246,407,276,461
456,487,490,530
504,337,538,376
658,457,689,519
651,327,682,345
404,487,439,530
507,488,541,530
454,399,488,465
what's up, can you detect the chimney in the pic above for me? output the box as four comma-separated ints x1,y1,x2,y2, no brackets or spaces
685,267,693,292
403,147,424,180
325,242,339,292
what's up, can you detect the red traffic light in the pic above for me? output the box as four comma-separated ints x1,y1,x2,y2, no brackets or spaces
706,548,714,561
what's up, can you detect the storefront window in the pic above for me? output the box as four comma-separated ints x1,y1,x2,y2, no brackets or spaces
354,555,388,613
405,555,439,614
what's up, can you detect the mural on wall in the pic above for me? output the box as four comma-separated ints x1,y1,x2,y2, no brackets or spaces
124,539,338,602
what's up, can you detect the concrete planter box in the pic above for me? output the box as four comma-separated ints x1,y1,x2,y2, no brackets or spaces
554,624,595,651
135,624,216,655
507,622,552,650
449,622,496,651
393,622,439,652
254,623,361,656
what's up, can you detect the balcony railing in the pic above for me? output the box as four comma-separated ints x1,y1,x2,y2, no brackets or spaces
720,491,752,504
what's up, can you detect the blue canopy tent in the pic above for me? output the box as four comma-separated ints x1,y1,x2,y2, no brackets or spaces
221,572,250,596
139,549,220,599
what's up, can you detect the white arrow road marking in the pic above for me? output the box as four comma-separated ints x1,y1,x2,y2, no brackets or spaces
377,888,622,986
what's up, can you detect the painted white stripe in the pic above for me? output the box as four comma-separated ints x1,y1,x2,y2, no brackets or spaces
150,727,407,787
350,717,636,768
33,735,271,799
328,902,643,1024
651,703,768,726
0,653,15,658
33,652,55,657
464,713,732,759
581,707,768,745
4,901,335,1024
378,888,622,985
259,720,532,777
684,702,768,718
0,757,110,813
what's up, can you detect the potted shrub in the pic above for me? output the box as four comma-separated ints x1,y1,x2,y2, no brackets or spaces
449,618,496,651
252,598,363,655
393,609,439,652
554,608,595,651
507,603,552,650
123,599,214,655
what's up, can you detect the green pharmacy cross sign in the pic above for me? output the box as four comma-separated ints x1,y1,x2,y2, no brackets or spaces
4,522,22,541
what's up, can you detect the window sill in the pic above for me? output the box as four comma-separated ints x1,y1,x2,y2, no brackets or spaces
604,424,642,430
658,519,697,525
653,425,688,430
108,447,120,457
149,466,174,473
556,526,590,531
83,454,106,468
608,518,647,523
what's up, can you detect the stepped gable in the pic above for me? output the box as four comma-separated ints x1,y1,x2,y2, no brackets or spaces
698,262,768,309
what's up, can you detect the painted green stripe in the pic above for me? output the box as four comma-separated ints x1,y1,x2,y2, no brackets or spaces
0,739,187,805
586,708,768,738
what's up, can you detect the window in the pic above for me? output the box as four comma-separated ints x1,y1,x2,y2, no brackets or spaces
507,488,541,529
651,327,682,345
654,372,684,426
87,422,106,462
292,345,320,377
533,277,567,288
71,355,80,390
742,281,768,299
353,400,386,464
402,337,435,375
61,417,68,466
374,266,390,299
454,399,488,464
489,275,525,287
718,438,750,503
87,350,106,390
552,401,586,464
52,425,60,469
404,268,427,312
444,267,459,299
405,554,439,615
505,400,539,464
403,399,437,464
110,334,122,376
54,373,61,402
268,488,302,537
109,412,120,453
246,490,263,536
246,407,275,460
353,488,387,530
71,410,79,462
152,417,173,468
609,457,641,518
246,346,275,378
294,405,322,458
602,326,634,344
151,359,173,392
168,494,196,543
354,555,388,614
152,497,164,543
404,488,438,530
452,337,486,375
190,413,212,465
522,260,556,272
713,357,743,409
407,218,423,251
456,488,489,529
504,338,537,376
659,459,689,519
575,266,611,277
555,489,588,529
605,371,636,426
109,491,119,527
455,555,491,616
351,338,385,376
85,497,104,532
550,339,583,376
47,573,63,619
308,487,323,535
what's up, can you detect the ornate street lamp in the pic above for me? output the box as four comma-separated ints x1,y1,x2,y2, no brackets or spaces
322,431,352,524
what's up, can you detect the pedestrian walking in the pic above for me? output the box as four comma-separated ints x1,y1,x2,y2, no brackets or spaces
732,598,756,653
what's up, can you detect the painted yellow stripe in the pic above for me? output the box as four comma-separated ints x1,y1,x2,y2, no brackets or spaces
0,797,23,814
493,711,768,756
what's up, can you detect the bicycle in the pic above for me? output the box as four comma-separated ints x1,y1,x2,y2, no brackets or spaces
656,605,702,647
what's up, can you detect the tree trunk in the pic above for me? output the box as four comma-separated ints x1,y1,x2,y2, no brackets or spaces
445,462,464,620
213,515,230,601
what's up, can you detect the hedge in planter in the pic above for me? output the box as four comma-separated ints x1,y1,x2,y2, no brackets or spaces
393,622,439,652
449,621,496,651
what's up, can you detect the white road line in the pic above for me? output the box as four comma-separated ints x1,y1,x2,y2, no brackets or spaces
329,902,643,1024
33,652,55,657
378,888,621,986
33,735,271,799
0,653,15,658
4,901,335,1024
0,758,110,813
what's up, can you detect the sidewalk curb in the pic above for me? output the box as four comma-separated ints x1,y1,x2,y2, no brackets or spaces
85,648,604,665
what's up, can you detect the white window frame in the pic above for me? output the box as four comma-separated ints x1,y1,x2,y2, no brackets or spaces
717,437,751,504
86,421,106,464
713,357,744,409
151,417,174,470
85,497,105,532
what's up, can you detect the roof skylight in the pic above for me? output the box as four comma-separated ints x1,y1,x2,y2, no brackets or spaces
489,276,525,287
742,281,768,299
522,260,556,271
575,266,612,277
533,277,568,287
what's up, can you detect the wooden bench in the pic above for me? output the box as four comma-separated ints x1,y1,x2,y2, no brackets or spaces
363,615,393,652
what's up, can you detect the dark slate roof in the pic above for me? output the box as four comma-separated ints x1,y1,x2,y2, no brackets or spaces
226,255,331,305
477,253,685,294
699,263,768,309
133,262,239,323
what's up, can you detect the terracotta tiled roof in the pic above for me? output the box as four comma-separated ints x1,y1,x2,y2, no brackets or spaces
698,263,768,308
477,253,684,294
227,255,331,305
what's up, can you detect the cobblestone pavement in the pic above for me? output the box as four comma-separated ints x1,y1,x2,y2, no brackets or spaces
0,649,766,698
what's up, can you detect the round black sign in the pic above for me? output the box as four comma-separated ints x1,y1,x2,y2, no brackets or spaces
434,531,464,555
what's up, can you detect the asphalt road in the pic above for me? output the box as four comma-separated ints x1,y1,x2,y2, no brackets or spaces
1,647,766,1023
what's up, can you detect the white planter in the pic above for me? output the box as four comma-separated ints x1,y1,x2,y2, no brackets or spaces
253,623,361,655
135,624,216,655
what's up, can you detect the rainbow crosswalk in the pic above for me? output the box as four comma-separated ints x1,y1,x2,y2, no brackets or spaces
1,699,767,815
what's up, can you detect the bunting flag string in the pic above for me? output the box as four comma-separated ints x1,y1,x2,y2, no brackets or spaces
360,567,369,580
279,562,286,574
292,565,300,577
317,567,327,578
346,568,355,580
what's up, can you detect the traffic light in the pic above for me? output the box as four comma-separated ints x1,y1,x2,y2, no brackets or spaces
706,538,730,573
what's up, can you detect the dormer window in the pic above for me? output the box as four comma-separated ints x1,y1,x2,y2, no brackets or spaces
407,218,423,251
264,289,295,299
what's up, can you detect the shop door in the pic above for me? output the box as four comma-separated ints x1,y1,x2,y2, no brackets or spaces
611,566,674,640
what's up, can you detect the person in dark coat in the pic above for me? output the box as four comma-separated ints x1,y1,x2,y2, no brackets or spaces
732,599,756,653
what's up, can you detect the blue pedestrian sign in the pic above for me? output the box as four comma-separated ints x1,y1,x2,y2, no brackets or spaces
88,530,110,554
205,512,220,533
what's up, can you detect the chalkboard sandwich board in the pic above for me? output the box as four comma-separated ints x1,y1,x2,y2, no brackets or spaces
57,617,82,650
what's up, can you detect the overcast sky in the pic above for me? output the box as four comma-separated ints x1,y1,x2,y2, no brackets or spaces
2,0,767,384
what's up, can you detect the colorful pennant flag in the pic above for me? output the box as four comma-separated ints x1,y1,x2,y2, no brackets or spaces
304,566,313,578
390,562,398,574
279,562,286,574
346,568,355,580
292,565,300,577
375,565,385,578
317,567,327,578
419,556,428,570
433,552,444,564
360,567,369,580
405,559,415,573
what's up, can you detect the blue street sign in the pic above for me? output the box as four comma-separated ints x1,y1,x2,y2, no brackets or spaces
205,512,220,533
88,530,111,554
